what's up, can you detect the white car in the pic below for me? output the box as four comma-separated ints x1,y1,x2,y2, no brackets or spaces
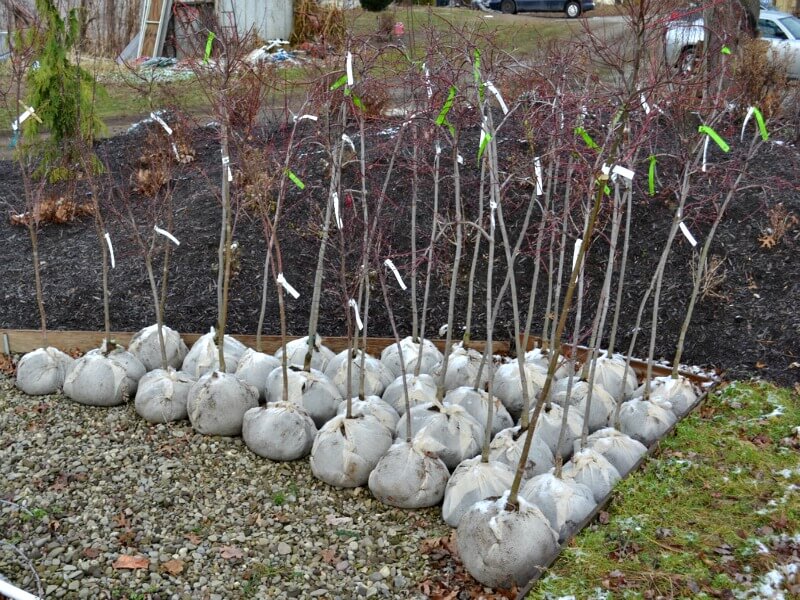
665,8,800,79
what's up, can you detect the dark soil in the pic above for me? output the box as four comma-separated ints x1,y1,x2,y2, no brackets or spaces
1,115,798,386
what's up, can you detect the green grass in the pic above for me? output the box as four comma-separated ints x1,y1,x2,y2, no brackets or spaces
530,381,800,599
347,6,585,59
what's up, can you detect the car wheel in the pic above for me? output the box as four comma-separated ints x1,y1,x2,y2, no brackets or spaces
565,1,581,18
500,0,516,14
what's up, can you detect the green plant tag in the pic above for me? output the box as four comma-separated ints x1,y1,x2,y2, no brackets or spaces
698,125,730,152
648,155,657,196
436,86,457,127
204,32,215,64
286,169,305,190
330,74,348,91
473,49,484,101
477,132,491,161
752,107,769,141
721,46,731,55
575,126,599,150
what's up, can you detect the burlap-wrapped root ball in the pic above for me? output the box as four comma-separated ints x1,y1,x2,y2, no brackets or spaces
182,328,247,377
584,427,647,477
86,347,146,396
336,397,399,432
64,354,129,407
562,448,621,503
135,368,195,423
618,398,677,446
411,404,484,471
524,348,572,380
529,403,584,460
128,324,188,371
324,350,394,398
274,335,335,372
15,347,74,396
265,366,340,428
431,344,488,392
187,371,259,436
552,380,615,433
494,362,547,421
441,456,515,527
489,426,554,481
395,402,443,438
456,493,559,589
382,373,438,416
368,439,450,508
633,376,699,418
234,348,280,402
242,402,317,461
380,337,443,378
444,386,513,437
587,354,638,401
310,414,393,488
521,473,596,543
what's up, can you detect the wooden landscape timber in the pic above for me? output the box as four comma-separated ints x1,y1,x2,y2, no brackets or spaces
0,328,716,385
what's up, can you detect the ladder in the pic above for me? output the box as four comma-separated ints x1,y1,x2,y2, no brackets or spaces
137,0,174,58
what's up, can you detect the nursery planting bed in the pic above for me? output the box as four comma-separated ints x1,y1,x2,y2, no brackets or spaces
0,122,798,386
0,112,797,598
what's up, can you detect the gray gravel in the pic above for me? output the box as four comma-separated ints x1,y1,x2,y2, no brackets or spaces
0,376,450,599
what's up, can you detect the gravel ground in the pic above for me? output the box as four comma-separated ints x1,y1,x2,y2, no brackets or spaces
0,375,454,600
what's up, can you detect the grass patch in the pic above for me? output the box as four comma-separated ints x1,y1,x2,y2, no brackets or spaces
530,381,800,599
346,6,586,59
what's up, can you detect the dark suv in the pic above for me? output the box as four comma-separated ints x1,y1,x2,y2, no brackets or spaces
488,0,595,18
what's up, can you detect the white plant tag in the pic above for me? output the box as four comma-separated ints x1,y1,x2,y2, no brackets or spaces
701,136,710,173
435,142,441,156
741,106,755,141
154,226,180,246
227,166,233,182
423,63,433,98
601,163,611,176
640,93,651,115
277,273,300,299
679,222,698,247
346,51,354,86
457,154,464,165
534,156,544,196
150,112,173,136
612,165,635,181
348,299,363,330
489,199,497,231
485,81,509,114
104,232,116,269
171,141,180,160
295,114,318,123
222,155,230,165
383,259,407,290
572,238,582,271
342,133,355,153
11,106,35,131
332,191,343,229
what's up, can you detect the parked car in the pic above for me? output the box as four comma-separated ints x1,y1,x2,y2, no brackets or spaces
665,8,800,79
488,0,595,18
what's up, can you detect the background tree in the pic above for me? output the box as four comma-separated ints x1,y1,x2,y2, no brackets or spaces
20,0,105,179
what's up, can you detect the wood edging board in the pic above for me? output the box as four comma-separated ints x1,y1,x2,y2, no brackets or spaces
0,329,715,385
514,382,720,599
